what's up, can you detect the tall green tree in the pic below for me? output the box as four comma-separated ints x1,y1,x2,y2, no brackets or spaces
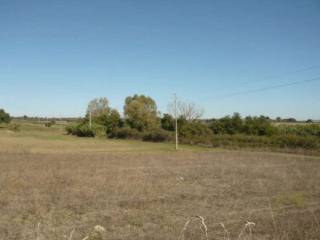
124,94,159,131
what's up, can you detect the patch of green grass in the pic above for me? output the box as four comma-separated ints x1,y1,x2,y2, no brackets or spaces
274,191,306,208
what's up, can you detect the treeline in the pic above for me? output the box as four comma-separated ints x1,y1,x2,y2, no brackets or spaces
14,116,81,122
65,96,320,153
208,114,320,151
66,95,173,141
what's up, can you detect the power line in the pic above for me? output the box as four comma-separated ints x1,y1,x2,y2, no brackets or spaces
241,64,320,85
201,64,320,97
210,76,320,101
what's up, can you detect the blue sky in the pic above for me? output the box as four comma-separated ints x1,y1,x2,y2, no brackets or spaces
1,0,319,119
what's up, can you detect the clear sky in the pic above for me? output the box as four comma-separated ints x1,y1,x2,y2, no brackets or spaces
1,0,319,120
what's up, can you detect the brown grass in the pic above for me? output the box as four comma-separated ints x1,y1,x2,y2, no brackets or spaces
0,123,320,239
1,151,319,239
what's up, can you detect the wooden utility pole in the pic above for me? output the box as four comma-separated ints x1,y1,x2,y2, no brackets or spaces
89,111,92,129
174,93,178,150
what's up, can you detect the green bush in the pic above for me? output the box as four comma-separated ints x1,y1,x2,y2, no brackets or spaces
210,134,319,151
45,120,55,127
273,135,319,150
77,124,95,137
179,121,213,145
161,114,175,131
209,114,275,136
242,116,275,136
0,109,11,124
143,128,173,142
65,123,106,137
109,127,142,139
65,123,79,135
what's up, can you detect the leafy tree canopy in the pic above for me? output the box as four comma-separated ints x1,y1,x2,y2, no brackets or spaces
124,94,159,131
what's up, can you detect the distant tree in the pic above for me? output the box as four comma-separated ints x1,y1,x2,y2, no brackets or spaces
168,100,204,121
306,119,313,123
161,114,175,131
87,97,110,117
276,117,282,122
217,113,243,134
23,115,28,119
209,119,226,134
0,109,11,124
284,118,297,123
85,98,122,135
124,94,159,131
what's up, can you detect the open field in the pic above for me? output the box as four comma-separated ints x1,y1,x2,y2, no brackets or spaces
0,122,320,239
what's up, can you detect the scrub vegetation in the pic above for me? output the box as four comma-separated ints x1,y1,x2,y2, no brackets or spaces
64,96,320,155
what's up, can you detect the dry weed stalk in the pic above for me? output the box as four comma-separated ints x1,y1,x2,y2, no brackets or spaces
268,200,278,234
178,216,208,240
219,223,230,240
237,221,255,240
36,222,41,240
82,225,106,240
309,209,320,228
68,228,75,240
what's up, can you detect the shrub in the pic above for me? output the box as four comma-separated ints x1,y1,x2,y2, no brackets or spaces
161,114,175,131
242,116,275,136
45,121,55,127
109,127,142,139
65,123,79,135
0,109,11,124
65,123,106,137
210,134,320,151
209,113,243,135
77,124,96,137
209,114,275,136
143,128,173,142
179,121,213,145
273,135,319,150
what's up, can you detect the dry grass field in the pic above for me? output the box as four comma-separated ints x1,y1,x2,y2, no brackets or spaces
0,121,320,240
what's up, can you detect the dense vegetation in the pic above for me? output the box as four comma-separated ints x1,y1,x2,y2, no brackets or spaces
64,96,320,153
0,109,11,124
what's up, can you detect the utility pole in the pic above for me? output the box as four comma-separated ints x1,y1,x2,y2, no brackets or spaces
89,111,92,129
174,93,178,150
